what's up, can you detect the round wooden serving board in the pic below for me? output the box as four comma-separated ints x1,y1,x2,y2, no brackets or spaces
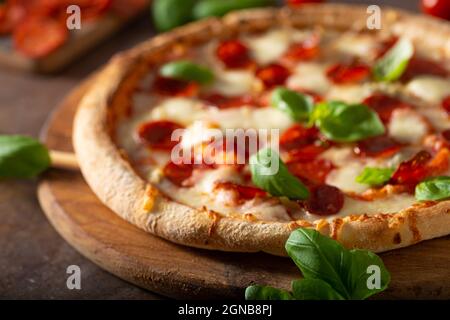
37,77,450,300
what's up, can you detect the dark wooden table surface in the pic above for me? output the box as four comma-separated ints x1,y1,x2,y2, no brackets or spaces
0,0,417,299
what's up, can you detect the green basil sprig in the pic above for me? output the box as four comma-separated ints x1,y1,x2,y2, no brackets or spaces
193,0,275,20
356,167,394,186
0,135,50,178
311,101,385,142
415,176,450,201
249,148,309,200
246,228,391,300
271,87,314,123
151,0,198,32
160,60,214,84
373,38,414,82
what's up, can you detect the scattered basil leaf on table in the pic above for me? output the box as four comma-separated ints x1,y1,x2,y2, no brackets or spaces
311,101,385,142
245,285,293,300
152,0,198,32
193,0,275,19
356,167,394,186
415,176,450,201
246,228,391,300
160,60,214,85
0,135,50,178
291,278,344,300
373,38,414,82
249,147,309,200
271,87,314,122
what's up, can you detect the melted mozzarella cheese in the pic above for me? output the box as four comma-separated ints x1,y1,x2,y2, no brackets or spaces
327,84,373,104
246,29,291,65
180,121,222,150
151,98,206,126
326,163,369,194
287,62,331,94
333,33,379,60
208,70,256,97
324,193,415,220
388,109,429,144
406,76,450,104
209,106,293,130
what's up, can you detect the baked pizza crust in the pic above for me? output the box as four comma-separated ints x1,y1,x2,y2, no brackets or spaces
73,4,450,256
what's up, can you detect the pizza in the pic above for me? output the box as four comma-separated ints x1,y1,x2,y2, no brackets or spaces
73,4,450,256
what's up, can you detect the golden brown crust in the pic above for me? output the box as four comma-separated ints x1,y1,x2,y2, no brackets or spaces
73,4,450,256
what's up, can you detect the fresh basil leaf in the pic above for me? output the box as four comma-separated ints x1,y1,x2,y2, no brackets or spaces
152,0,197,32
0,135,50,178
271,87,314,122
291,279,344,300
160,60,214,84
245,285,293,300
373,38,414,82
250,148,309,200
415,176,450,201
356,167,394,186
285,228,390,300
313,101,385,142
193,0,275,19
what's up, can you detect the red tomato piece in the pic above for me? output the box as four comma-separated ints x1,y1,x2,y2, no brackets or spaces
363,94,410,123
391,150,432,185
421,0,450,20
287,158,334,186
326,63,370,84
0,2,27,35
283,35,320,62
216,40,254,69
280,124,329,162
13,16,68,58
163,161,194,187
401,56,449,82
215,181,266,200
201,93,257,109
287,0,325,6
152,76,199,97
354,135,402,158
280,124,320,151
73,0,112,21
442,95,450,115
137,120,184,150
305,184,344,216
256,64,290,88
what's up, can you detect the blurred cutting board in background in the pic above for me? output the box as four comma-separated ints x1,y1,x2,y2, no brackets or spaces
0,0,150,73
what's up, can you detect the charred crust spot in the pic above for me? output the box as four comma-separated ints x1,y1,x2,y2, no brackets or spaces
330,218,343,240
207,210,222,237
393,232,402,244
244,213,258,222
408,212,422,243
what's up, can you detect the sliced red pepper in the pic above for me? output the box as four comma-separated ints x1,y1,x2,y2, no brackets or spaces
152,76,199,97
391,150,432,186
401,56,449,82
256,64,290,88
326,62,370,84
216,39,254,69
214,181,266,200
282,35,320,62
363,93,411,123
354,135,402,158
201,93,258,109
287,158,334,186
